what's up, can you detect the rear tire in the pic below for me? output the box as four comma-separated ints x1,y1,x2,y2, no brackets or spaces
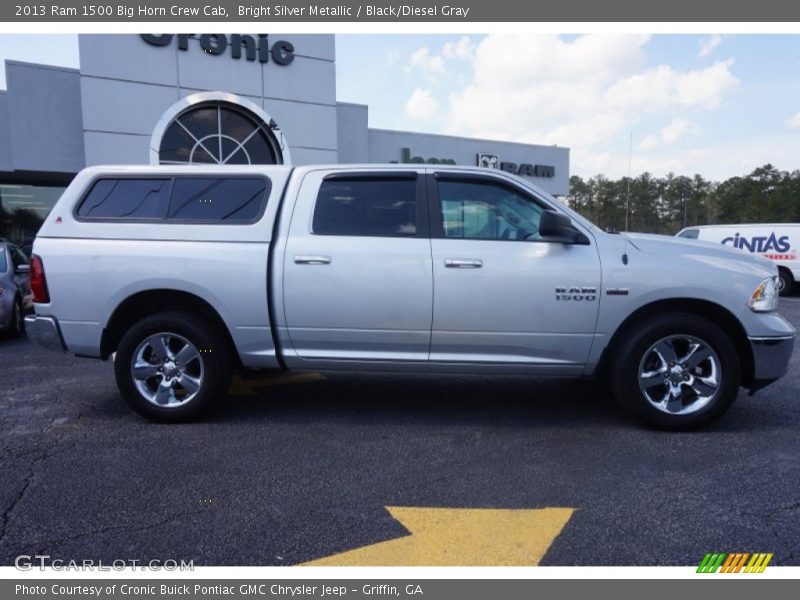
7,298,23,338
114,311,232,422
610,313,741,430
778,268,794,297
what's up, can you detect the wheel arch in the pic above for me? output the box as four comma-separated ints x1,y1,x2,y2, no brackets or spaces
100,289,240,366
599,298,754,387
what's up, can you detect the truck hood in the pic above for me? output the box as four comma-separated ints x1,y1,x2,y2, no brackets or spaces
622,232,776,278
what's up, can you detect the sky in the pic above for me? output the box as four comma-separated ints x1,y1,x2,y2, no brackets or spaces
2,33,800,180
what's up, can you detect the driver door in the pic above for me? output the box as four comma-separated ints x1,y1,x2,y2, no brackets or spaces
428,172,601,370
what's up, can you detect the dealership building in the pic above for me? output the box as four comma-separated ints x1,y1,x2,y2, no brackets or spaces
0,34,570,244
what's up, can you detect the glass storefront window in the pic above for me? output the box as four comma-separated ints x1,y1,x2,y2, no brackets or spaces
0,183,66,246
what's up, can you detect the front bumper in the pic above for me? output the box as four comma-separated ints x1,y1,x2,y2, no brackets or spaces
748,334,795,393
24,315,67,353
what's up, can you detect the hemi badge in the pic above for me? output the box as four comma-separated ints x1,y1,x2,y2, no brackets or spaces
606,288,629,296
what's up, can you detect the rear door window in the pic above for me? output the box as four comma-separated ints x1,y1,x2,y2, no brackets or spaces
168,177,269,222
77,179,170,219
312,177,418,237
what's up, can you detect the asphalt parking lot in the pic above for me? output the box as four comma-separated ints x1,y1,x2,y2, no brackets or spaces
1,301,799,567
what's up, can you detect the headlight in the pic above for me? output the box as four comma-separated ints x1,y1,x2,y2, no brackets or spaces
748,277,779,312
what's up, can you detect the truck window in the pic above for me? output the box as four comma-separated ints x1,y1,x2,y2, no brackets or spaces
77,179,171,220
168,177,270,222
436,179,544,241
0,248,7,272
678,228,700,239
312,178,417,237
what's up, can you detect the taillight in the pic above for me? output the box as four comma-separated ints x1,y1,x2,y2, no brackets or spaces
30,254,50,303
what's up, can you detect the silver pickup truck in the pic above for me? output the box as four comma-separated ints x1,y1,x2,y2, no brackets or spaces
25,165,795,429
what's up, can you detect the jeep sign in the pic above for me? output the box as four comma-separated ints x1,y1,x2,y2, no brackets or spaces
393,147,456,165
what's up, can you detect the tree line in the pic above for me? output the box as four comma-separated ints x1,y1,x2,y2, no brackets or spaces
565,164,800,235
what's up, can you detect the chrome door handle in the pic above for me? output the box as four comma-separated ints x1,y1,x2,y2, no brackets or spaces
445,258,483,268
294,255,332,265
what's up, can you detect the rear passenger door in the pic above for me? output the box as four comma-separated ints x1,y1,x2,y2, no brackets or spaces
282,170,433,362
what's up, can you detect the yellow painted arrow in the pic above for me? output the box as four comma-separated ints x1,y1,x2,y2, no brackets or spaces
302,506,574,566
228,372,325,396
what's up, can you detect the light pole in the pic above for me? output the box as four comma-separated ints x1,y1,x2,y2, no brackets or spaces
682,193,687,229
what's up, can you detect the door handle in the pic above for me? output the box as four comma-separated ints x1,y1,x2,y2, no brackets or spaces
444,258,483,268
294,255,332,265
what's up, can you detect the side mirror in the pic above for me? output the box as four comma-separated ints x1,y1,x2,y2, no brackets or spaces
16,264,30,275
539,210,589,244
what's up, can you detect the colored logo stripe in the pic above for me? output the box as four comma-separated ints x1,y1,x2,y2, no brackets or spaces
745,553,773,573
721,553,749,573
697,553,726,573
697,552,773,573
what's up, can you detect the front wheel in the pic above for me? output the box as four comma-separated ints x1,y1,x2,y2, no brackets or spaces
114,312,232,422
610,313,741,430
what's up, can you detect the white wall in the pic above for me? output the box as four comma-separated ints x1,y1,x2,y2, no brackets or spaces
4,61,85,174
78,34,338,166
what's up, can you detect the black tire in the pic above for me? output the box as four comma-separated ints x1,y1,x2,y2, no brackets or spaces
778,268,794,297
114,311,233,422
7,298,23,338
610,312,741,430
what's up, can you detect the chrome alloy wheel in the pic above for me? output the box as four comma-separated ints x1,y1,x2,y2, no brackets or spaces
131,332,204,408
638,335,722,415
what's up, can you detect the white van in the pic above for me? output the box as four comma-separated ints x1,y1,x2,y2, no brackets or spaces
676,224,800,295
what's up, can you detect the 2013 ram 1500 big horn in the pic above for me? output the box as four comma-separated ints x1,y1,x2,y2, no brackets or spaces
25,165,795,429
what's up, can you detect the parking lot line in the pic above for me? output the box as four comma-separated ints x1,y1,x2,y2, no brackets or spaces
302,506,575,566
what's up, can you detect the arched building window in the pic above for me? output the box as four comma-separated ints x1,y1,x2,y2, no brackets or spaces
150,92,290,166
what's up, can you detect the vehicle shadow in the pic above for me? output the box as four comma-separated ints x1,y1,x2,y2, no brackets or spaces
214,371,631,429
206,369,790,433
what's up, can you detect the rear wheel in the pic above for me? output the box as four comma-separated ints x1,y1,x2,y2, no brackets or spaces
7,298,23,338
610,313,741,430
114,311,232,422
777,268,794,297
